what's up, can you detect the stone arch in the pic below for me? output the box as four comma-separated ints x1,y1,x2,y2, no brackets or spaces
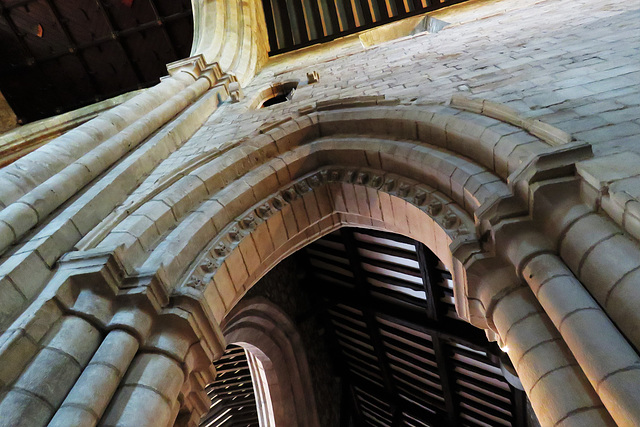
221,297,320,426
151,102,637,426
185,167,472,322
174,162,612,426
2,100,640,427
249,80,301,109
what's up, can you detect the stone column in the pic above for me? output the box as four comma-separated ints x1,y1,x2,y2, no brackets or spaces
0,71,193,207
100,350,186,427
0,315,102,427
491,287,615,427
492,215,640,426
457,249,615,426
533,181,640,350
99,312,213,427
47,329,139,427
0,62,218,255
522,252,640,427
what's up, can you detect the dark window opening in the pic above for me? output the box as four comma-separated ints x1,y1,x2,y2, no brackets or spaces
260,86,296,108
0,0,194,124
262,0,471,55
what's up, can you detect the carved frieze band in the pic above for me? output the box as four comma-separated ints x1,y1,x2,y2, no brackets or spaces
182,166,476,292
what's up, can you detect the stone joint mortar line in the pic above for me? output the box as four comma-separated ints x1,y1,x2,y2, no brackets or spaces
8,327,41,348
59,402,99,420
534,273,573,297
596,364,640,392
32,248,50,269
68,218,82,237
88,360,123,378
621,197,634,229
486,284,527,331
45,345,83,369
558,306,601,333
556,211,593,254
504,310,544,347
156,198,179,221
105,326,144,347
0,218,17,240
604,264,640,308
138,348,185,367
4,275,27,300
11,387,55,411
577,232,623,279
16,201,41,223
120,383,173,407
526,362,578,396
515,337,562,370
517,249,555,283
56,301,106,337
552,404,606,427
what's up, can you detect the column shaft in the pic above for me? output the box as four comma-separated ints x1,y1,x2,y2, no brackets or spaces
100,352,185,427
522,253,640,427
492,287,615,427
0,315,101,427
48,329,139,427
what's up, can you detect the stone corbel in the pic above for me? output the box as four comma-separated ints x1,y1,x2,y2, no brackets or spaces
166,55,225,91
166,54,209,79
227,80,243,103
307,71,320,84
452,140,592,339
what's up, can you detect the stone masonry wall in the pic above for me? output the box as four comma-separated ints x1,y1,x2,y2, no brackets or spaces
158,0,639,178
1,0,639,425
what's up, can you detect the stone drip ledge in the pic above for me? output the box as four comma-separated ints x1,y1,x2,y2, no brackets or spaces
450,94,573,146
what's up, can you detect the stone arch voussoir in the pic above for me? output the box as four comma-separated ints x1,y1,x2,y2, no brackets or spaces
175,166,481,331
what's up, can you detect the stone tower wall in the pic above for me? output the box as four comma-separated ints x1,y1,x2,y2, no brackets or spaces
0,0,639,425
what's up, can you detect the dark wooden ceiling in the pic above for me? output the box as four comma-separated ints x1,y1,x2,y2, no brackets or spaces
0,0,193,124
200,228,530,427
202,345,260,427
303,228,528,427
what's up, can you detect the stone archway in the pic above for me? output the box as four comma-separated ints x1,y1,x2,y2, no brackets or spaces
1,99,640,427
220,297,320,427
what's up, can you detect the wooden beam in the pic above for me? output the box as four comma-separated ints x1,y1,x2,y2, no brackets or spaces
146,0,180,59
415,242,441,320
432,335,459,426
306,0,326,38
323,0,341,33
94,0,146,84
268,0,468,55
341,229,402,412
